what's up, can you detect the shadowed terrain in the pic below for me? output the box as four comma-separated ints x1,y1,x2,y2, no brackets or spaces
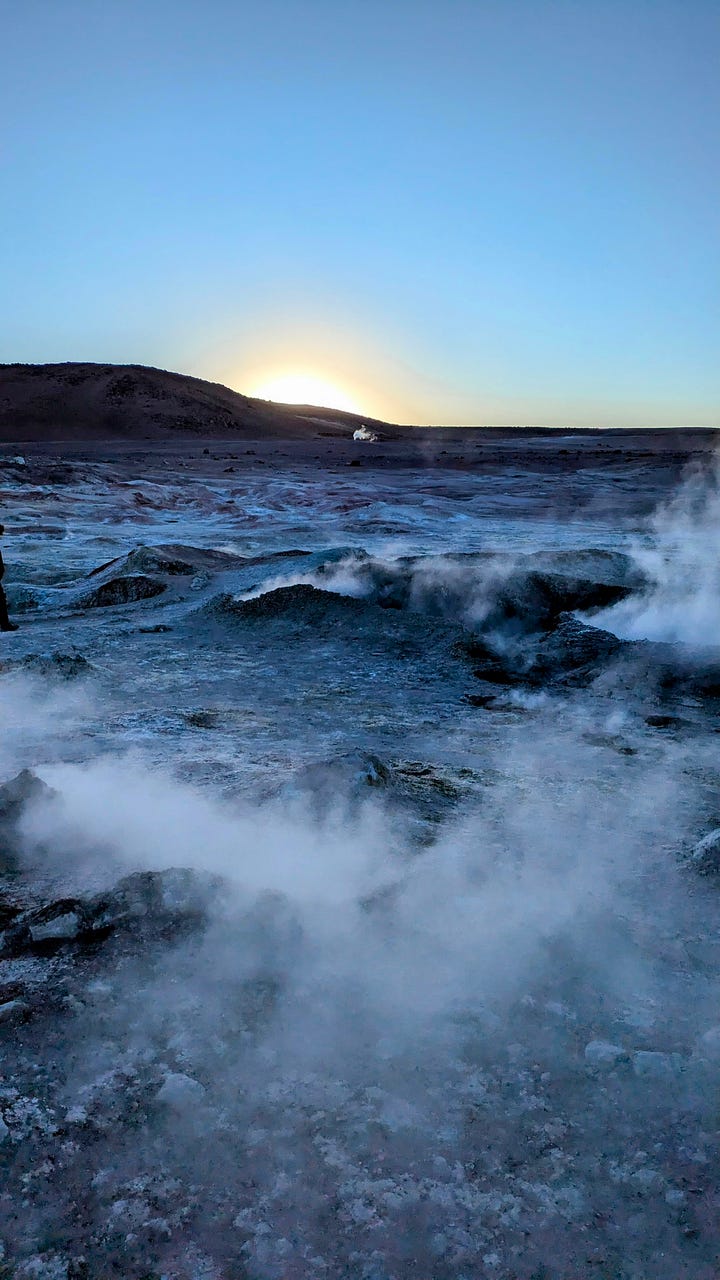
0,362,394,442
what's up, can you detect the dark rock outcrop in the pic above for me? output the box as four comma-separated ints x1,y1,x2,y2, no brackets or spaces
526,548,646,590
0,769,55,873
477,571,630,639
89,548,197,578
0,868,222,961
645,713,689,730
284,751,391,807
88,543,248,579
0,651,95,680
531,614,625,685
459,615,625,689
197,585,465,675
282,751,479,831
200,584,436,644
226,583,365,626
80,574,167,608
310,553,634,633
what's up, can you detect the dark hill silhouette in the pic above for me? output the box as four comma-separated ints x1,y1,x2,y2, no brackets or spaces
0,363,716,453
0,362,400,442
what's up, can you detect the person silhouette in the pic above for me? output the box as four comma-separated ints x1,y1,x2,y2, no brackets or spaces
0,524,18,631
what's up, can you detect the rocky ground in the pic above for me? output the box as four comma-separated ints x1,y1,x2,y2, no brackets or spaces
1,440,720,1279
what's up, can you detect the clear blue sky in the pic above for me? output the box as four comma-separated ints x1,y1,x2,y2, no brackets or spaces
1,0,718,425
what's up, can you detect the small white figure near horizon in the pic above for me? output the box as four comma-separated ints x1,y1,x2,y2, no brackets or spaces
353,425,379,442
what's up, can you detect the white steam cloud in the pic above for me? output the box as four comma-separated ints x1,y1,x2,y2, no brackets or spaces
597,455,720,646
11,685,696,1035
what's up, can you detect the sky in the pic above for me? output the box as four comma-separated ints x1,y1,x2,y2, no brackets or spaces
0,0,718,426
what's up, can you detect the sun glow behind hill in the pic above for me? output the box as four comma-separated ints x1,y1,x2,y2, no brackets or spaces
250,372,363,414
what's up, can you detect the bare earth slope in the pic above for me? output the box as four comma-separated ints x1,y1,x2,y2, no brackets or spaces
0,362,394,442
2,363,718,454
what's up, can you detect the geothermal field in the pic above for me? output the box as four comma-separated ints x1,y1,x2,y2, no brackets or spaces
2,423,720,1279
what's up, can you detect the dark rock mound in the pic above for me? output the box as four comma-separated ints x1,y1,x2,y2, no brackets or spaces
645,713,690,730
309,552,633,635
459,615,625,689
531,614,625,685
282,751,479,832
229,583,365,624
593,640,720,704
0,868,222,962
199,586,460,666
284,751,391,807
0,651,95,680
654,653,720,701
311,553,409,611
4,897,87,953
391,758,480,825
0,768,52,822
478,570,630,638
0,769,55,873
89,548,196,578
90,867,220,929
462,608,720,703
468,649,525,686
242,547,313,567
80,574,167,608
526,548,646,590
88,542,247,579
201,585,397,637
